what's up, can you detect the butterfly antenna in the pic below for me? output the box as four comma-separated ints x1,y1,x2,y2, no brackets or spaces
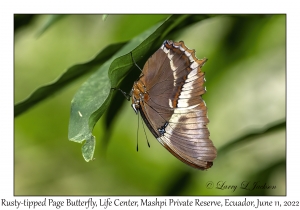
111,88,131,101
136,112,139,151
130,52,143,72
141,115,150,148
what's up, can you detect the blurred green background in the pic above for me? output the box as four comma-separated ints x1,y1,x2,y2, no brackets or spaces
14,14,286,195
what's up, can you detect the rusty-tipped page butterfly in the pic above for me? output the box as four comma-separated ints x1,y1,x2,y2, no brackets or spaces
130,40,217,170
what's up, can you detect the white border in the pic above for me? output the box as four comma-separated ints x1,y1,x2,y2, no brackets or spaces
3,0,300,209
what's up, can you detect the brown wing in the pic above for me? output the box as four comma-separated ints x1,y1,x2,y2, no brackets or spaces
138,40,217,170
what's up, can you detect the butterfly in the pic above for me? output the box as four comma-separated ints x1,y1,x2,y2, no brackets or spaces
128,40,217,170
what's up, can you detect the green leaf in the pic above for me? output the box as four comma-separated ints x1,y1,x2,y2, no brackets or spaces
82,135,96,162
218,119,286,155
69,14,216,161
36,15,66,37
14,42,127,117
67,20,167,161
102,15,108,21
